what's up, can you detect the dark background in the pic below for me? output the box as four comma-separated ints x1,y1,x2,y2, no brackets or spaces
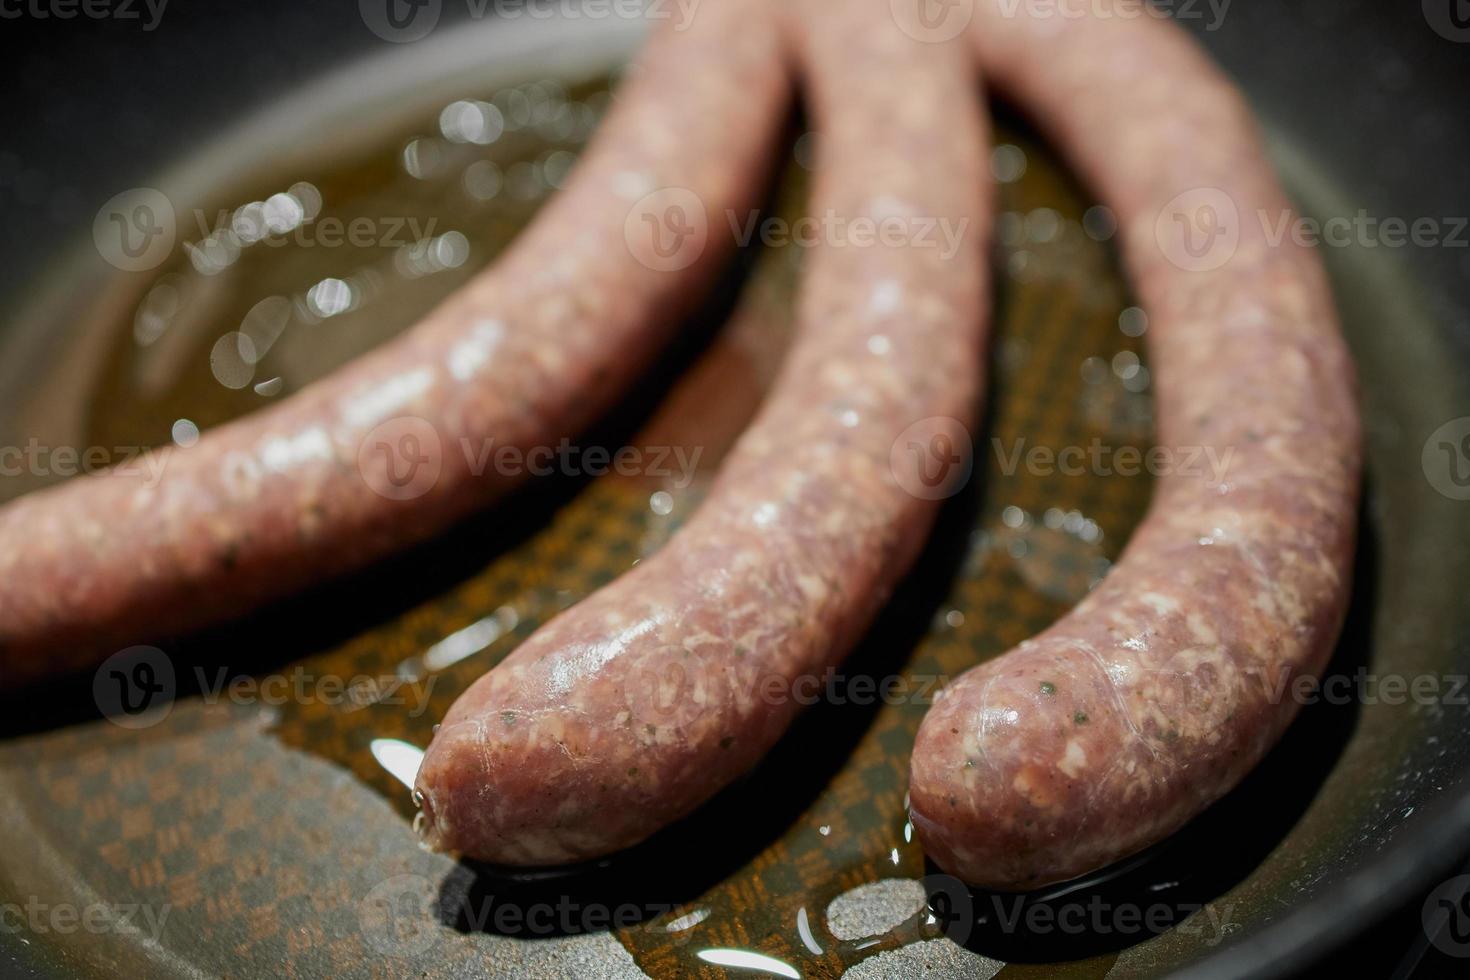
2,0,1467,352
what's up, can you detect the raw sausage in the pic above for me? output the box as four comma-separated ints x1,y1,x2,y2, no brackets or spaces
413,0,992,864
0,4,789,683
908,0,1361,890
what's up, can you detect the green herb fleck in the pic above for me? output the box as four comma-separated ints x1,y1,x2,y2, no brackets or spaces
1074,711,1089,725
1039,681,1057,696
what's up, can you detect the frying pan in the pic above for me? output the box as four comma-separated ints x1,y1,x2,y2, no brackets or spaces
0,2,1468,977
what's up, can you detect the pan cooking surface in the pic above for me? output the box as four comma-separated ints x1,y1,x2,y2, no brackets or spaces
0,20,1466,980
